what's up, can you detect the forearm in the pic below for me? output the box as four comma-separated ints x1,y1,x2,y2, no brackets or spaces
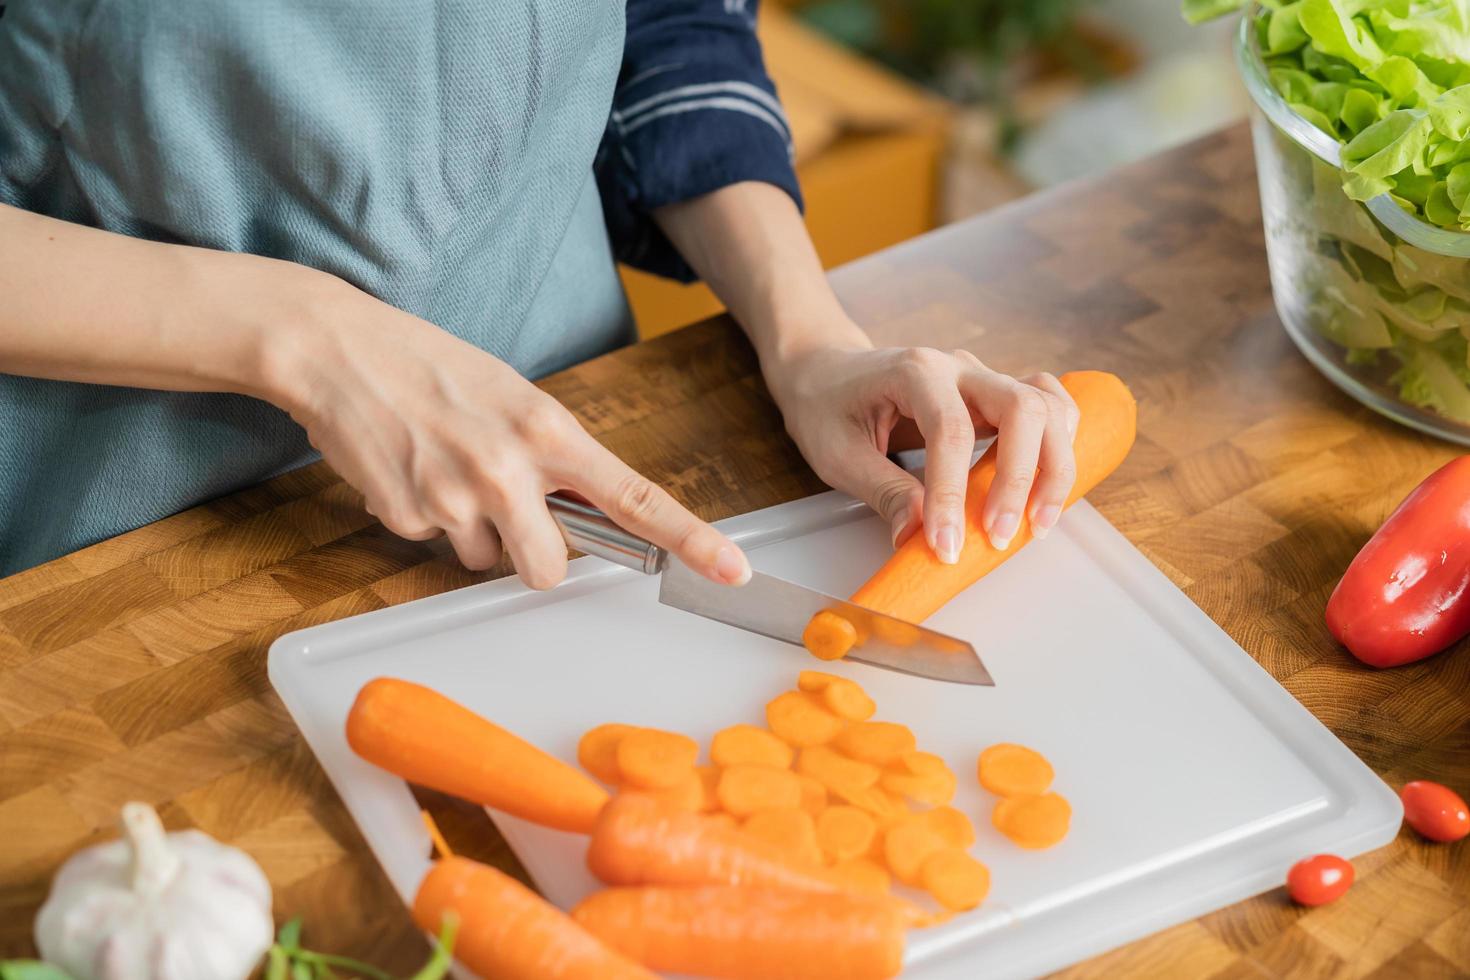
652,182,871,370
0,202,329,406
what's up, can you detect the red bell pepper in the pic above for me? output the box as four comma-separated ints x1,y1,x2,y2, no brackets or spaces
1326,456,1470,668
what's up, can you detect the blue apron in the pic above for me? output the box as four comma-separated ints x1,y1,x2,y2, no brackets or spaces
0,0,634,574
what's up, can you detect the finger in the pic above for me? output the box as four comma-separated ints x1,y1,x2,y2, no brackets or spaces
489,489,570,590
813,444,925,550
446,518,503,571
901,379,975,565
1015,374,1078,539
1020,372,1080,439
572,442,751,586
963,372,1047,550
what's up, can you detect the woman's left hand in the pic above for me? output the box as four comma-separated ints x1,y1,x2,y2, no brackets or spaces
764,342,1079,563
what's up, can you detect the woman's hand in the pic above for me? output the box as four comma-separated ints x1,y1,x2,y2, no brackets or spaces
763,342,1079,562
265,279,751,590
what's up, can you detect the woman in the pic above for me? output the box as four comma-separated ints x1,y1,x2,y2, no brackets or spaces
0,0,1078,588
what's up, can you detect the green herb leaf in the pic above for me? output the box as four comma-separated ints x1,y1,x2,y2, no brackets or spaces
277,917,304,952
1341,108,1431,178
1181,0,1249,24
1340,86,1384,134
0,962,75,980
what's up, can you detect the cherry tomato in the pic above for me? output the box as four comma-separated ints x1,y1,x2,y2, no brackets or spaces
1286,854,1354,907
1401,780,1470,843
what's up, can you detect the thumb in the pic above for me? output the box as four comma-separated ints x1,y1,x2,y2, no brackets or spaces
823,449,925,550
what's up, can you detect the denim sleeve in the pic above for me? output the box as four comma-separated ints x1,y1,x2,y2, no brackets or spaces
596,0,803,283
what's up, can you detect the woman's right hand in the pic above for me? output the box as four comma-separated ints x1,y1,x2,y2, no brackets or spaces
264,276,751,590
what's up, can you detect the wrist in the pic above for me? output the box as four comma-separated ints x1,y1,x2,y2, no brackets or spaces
239,257,354,420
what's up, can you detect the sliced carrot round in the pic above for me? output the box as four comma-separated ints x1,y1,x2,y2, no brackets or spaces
616,728,699,790
920,849,991,911
820,677,877,722
830,857,891,897
881,758,957,807
636,771,705,812
882,816,947,885
834,722,917,767
742,807,822,866
816,805,878,863
796,773,829,818
578,723,638,785
695,765,722,813
799,746,880,797
803,610,858,661
921,805,977,849
978,743,1054,798
717,765,803,817
993,792,1071,849
832,784,910,827
711,724,794,769
766,691,845,748
797,670,841,693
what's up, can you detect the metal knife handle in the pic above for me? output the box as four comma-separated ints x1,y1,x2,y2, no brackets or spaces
546,494,665,575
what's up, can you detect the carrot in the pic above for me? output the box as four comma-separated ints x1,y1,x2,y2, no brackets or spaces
711,724,794,769
743,808,823,866
977,743,1054,798
346,678,608,834
766,691,845,748
817,805,878,863
705,812,740,833
811,372,1136,649
881,751,957,806
638,772,706,812
819,678,877,722
803,610,859,661
579,723,638,785
882,815,947,885
572,886,906,980
696,765,723,812
830,858,892,897
718,764,803,817
413,856,654,980
587,794,844,892
797,773,829,818
919,849,991,911
831,784,909,826
921,805,977,849
833,722,917,767
993,792,1071,849
617,728,699,790
797,670,842,693
799,746,881,797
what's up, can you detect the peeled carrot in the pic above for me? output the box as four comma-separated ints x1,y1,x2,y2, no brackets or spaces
696,765,723,812
830,858,892,897
797,773,829,817
346,678,608,834
572,886,906,980
711,724,794,769
766,691,845,748
743,808,823,866
977,743,1054,798
799,746,881,797
705,812,740,833
816,372,1136,646
718,765,803,817
413,856,654,980
921,805,977,849
919,849,991,911
579,723,638,785
993,792,1071,849
881,751,957,806
803,610,859,661
817,805,878,863
617,728,699,790
588,793,844,892
882,815,947,885
833,722,917,767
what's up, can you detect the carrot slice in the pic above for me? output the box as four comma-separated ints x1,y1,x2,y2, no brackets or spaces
579,724,638,785
977,743,1054,798
919,849,991,911
803,610,858,661
799,746,881,797
831,784,910,827
766,691,845,748
711,724,794,769
816,805,878,863
414,856,655,979
881,816,947,885
833,722,917,767
993,793,1071,849
881,753,957,806
346,678,608,834
921,806,977,849
797,773,829,818
717,765,803,817
830,858,892,898
572,886,906,980
616,728,699,791
637,772,705,813
743,808,823,866
696,765,722,812
820,678,877,722
797,670,841,693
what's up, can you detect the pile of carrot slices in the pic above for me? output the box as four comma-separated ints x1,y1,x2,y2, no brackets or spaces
978,742,1071,849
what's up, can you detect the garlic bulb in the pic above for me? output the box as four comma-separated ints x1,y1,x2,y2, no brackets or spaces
35,802,273,980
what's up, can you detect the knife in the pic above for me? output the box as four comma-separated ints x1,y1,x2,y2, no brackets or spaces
546,494,993,686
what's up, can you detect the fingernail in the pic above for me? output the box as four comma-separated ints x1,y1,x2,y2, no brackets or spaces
891,513,912,549
1032,504,1062,540
935,524,961,565
715,545,751,586
988,512,1018,551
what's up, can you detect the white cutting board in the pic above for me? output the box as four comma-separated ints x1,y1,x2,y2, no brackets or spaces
268,492,1401,979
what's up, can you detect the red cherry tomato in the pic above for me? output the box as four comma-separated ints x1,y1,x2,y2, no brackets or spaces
1401,780,1470,843
1286,854,1354,907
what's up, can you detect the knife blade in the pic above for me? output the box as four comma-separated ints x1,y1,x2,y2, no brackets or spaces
547,494,994,686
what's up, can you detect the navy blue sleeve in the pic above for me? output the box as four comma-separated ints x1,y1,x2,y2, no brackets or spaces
596,0,803,283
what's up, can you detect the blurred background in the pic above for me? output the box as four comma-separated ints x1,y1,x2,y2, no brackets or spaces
627,0,1248,337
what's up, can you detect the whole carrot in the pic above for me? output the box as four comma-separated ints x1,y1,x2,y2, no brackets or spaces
572,886,907,980
587,792,847,892
346,677,608,833
412,856,655,980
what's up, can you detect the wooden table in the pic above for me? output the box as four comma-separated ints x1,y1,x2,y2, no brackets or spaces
2,123,1467,977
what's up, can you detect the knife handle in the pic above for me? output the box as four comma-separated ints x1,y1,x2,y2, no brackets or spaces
546,494,665,575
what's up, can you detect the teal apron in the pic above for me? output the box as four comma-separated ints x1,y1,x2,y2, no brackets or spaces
0,0,634,574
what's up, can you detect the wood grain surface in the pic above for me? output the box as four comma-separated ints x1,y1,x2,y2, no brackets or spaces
2,124,1467,978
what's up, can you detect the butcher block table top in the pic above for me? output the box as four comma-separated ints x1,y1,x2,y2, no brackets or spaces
3,123,1468,977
